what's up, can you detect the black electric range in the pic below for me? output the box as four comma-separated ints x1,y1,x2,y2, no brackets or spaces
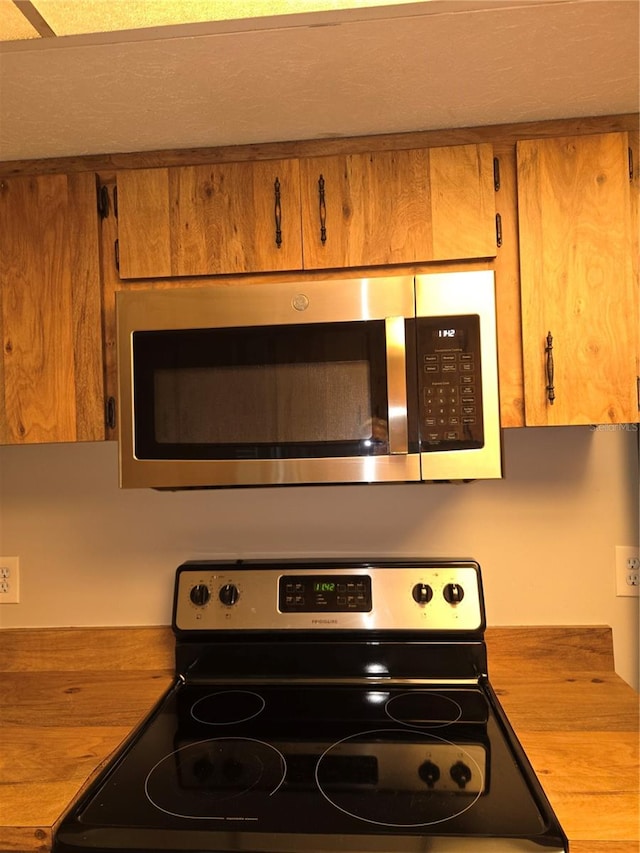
53,559,568,852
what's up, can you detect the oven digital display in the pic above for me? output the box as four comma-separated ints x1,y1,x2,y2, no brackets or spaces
279,575,372,613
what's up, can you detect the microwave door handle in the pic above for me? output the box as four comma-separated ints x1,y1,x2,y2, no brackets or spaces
385,317,409,454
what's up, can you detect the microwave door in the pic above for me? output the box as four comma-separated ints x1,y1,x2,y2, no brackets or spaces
117,276,421,488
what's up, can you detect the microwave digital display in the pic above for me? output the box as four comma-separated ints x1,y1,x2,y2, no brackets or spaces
435,328,462,340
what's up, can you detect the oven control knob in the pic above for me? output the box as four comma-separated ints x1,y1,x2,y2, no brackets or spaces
443,583,464,605
189,584,211,607
412,583,433,605
450,760,472,789
219,583,240,606
418,759,440,788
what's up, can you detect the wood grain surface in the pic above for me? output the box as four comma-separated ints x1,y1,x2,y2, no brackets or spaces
0,173,104,445
117,159,303,278
0,114,636,178
517,131,637,425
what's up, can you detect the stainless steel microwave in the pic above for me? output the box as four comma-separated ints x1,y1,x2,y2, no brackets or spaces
116,271,502,488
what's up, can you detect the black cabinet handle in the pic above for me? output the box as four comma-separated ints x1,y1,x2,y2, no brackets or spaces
97,184,109,219
106,396,117,430
274,178,282,248
545,331,555,405
318,174,327,244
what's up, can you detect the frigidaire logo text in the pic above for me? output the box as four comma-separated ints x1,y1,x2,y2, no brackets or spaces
312,618,339,624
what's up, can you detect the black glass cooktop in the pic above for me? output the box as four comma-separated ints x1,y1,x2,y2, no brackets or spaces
54,681,564,853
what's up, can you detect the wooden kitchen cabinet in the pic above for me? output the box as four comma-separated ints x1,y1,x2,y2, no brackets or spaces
300,144,497,269
115,143,497,280
517,131,638,425
0,173,105,444
115,159,304,278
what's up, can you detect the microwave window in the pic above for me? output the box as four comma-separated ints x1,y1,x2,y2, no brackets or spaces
132,321,390,460
153,361,372,444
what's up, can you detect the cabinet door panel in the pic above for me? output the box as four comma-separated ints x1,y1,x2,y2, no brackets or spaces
300,149,431,268
117,168,172,278
518,132,637,425
0,174,104,444
300,144,496,269
429,144,496,260
116,160,303,278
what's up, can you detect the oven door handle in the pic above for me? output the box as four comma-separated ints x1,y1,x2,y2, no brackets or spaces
385,316,409,454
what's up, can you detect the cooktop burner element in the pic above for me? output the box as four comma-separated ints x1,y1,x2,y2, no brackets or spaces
190,690,266,725
145,736,287,819
384,690,463,727
315,728,484,827
53,559,568,853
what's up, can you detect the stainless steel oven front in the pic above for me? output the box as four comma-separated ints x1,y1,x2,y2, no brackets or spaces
116,271,501,489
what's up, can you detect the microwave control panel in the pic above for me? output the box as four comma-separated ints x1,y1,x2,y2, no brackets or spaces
416,315,484,451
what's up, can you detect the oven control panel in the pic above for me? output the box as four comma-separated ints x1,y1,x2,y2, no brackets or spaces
279,574,372,613
173,561,484,633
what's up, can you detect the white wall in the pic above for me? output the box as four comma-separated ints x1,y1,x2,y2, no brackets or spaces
0,426,638,688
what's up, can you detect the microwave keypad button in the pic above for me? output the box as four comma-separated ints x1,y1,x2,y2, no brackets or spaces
462,406,476,415
462,416,477,424
425,364,439,373
459,353,473,361
424,355,439,363
444,430,459,440
442,364,457,372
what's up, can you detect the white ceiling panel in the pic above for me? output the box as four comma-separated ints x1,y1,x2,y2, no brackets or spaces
0,0,638,162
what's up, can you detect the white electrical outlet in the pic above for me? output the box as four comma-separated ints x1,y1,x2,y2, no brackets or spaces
616,546,640,597
0,556,20,603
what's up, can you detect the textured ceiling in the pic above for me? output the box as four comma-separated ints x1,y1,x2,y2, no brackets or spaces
0,0,638,163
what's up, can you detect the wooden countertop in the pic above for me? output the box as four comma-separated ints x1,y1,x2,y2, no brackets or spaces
0,626,638,853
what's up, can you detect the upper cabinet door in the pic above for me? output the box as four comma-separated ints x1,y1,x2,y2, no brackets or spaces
0,173,104,444
115,160,304,279
300,144,496,269
517,131,638,426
